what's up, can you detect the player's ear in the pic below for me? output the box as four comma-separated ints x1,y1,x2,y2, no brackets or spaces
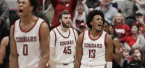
30,6,34,12
59,19,62,24
90,21,93,25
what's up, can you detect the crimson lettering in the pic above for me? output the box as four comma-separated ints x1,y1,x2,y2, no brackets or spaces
60,40,74,46
16,36,37,42
84,43,102,48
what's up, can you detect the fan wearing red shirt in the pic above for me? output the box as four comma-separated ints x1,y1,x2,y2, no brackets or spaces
131,11,145,36
113,13,131,43
51,0,78,29
126,24,145,49
126,24,139,48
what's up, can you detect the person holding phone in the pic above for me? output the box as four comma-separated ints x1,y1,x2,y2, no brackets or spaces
131,11,145,36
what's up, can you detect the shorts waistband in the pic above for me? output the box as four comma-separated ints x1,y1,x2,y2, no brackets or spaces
81,64,106,67
55,62,73,66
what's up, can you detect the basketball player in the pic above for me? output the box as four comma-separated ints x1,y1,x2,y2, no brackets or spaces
103,21,121,68
0,36,10,68
74,10,113,68
48,11,78,68
9,0,50,68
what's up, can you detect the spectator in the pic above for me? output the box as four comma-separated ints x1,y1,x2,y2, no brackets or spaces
103,21,122,68
126,24,145,50
50,0,78,29
86,0,102,12
79,23,88,33
131,11,145,36
0,0,9,43
121,0,137,18
113,13,131,43
134,0,145,15
73,0,88,29
120,48,131,68
95,0,118,24
109,25,120,39
103,21,110,33
126,48,145,68
110,0,118,9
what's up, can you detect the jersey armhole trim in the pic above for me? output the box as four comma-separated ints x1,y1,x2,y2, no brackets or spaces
104,33,107,48
72,29,76,42
52,30,57,47
82,32,85,44
13,21,16,38
39,21,46,41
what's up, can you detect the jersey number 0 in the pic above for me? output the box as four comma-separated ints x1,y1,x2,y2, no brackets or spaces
23,44,28,56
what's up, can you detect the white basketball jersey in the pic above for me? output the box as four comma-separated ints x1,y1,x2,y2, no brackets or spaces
14,18,44,68
81,30,107,66
52,27,76,64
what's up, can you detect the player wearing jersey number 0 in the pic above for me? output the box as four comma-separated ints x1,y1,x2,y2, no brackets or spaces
48,11,78,68
74,10,113,68
9,0,50,68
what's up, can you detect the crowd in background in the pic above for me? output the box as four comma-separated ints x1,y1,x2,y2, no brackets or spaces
0,0,145,68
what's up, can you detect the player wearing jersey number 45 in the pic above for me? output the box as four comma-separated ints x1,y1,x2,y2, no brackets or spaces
48,11,78,68
9,0,50,68
74,10,113,68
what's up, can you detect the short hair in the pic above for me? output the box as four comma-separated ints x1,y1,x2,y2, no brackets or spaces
17,0,39,12
58,11,70,24
86,10,105,29
104,20,109,26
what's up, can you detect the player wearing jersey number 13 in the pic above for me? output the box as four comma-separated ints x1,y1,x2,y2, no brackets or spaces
9,0,50,68
48,11,78,68
74,10,113,68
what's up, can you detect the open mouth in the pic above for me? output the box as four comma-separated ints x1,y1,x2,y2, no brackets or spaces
98,24,102,28
19,9,23,13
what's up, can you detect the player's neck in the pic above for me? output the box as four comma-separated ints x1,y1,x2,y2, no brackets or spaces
20,14,35,24
59,25,69,32
90,29,102,37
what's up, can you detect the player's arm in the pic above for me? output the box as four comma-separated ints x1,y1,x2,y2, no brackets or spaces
112,38,121,64
38,22,50,68
105,34,113,68
48,31,56,68
0,36,9,64
9,25,19,68
74,30,79,59
74,33,83,68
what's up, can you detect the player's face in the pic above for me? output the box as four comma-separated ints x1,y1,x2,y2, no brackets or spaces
131,26,138,34
60,14,71,28
77,4,83,13
103,23,109,33
17,0,34,17
102,0,111,5
134,49,141,60
115,13,123,24
90,15,103,32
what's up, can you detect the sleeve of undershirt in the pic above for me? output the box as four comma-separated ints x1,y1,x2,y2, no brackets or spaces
50,30,56,47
